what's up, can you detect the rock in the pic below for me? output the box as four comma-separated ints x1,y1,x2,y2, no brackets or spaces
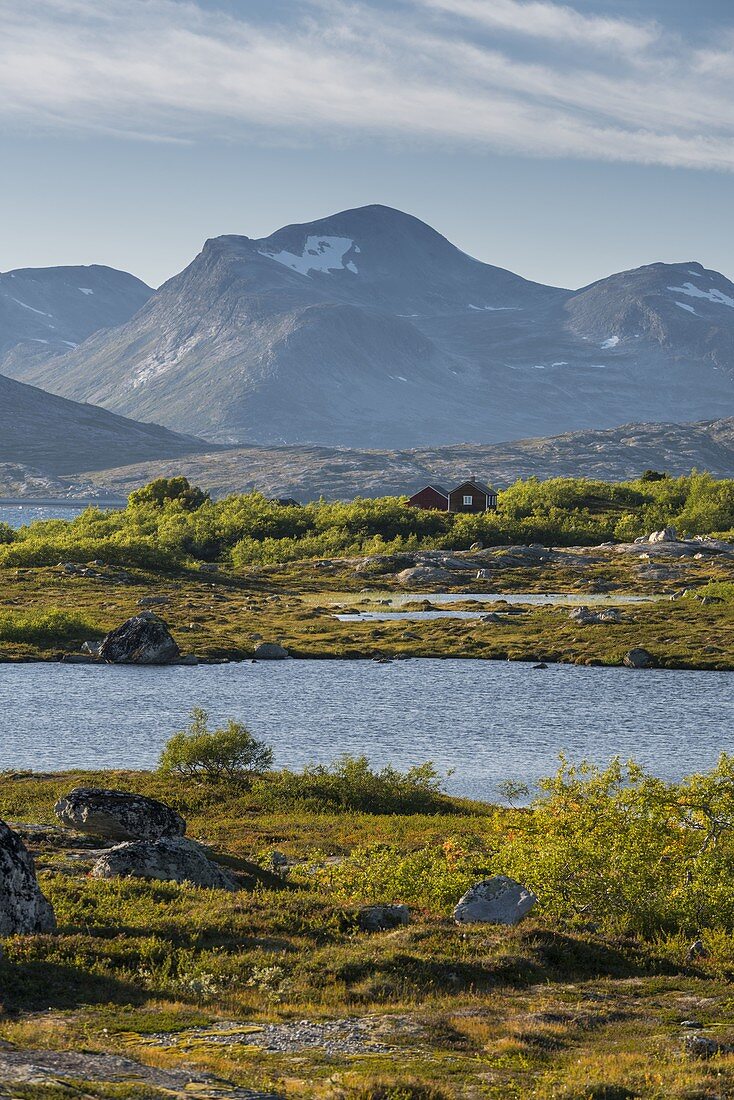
91,837,239,890
98,613,180,665
0,820,56,934
684,1034,734,1059
80,640,101,656
137,596,172,607
198,563,219,573
568,606,622,625
357,904,410,932
453,875,536,925
178,654,199,666
533,662,548,669
253,642,290,659
623,647,657,669
396,565,455,586
470,541,484,550
54,788,186,841
648,526,678,543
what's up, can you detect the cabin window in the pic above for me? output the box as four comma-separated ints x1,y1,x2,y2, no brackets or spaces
463,495,473,506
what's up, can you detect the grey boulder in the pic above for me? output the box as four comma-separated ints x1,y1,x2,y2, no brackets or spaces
98,613,180,664
453,875,536,925
55,788,186,841
357,904,410,932
623,647,657,669
396,565,455,586
0,820,56,934
91,837,239,890
253,643,290,659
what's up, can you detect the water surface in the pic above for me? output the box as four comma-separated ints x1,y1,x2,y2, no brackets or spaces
0,660,729,799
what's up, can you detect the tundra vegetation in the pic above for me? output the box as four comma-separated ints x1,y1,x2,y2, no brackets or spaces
1,475,734,668
6,754,734,1097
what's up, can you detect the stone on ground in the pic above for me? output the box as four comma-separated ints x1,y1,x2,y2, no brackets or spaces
98,612,180,664
0,820,56,934
253,642,290,659
54,788,186,841
357,904,410,932
91,836,240,890
453,875,536,925
623,647,657,669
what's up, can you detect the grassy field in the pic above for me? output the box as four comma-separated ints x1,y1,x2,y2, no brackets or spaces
0,546,734,669
3,768,734,1099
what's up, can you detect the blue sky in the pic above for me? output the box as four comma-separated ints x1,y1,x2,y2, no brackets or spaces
1,0,733,289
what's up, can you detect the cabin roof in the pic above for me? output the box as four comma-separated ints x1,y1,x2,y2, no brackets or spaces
410,484,449,497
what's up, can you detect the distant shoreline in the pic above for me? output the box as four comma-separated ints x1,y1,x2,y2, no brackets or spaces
0,497,128,508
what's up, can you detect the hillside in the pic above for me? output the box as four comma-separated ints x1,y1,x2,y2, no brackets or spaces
36,416,734,501
0,264,153,373
0,373,208,477
8,206,734,448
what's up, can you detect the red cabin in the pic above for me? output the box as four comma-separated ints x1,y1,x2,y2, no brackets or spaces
407,484,449,511
447,479,498,513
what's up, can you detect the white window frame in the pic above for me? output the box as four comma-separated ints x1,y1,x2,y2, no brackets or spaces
463,494,473,506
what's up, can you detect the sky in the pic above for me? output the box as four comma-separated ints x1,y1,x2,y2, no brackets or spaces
1,0,734,290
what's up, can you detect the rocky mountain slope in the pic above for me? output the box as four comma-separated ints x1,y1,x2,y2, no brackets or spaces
0,264,152,374
9,205,734,449
0,373,207,476
45,416,734,502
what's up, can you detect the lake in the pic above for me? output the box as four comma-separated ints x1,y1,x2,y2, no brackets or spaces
0,660,729,798
0,502,97,528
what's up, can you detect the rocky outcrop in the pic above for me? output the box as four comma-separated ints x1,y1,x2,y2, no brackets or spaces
568,606,622,624
396,565,455,586
253,643,290,660
453,875,536,925
54,788,186,841
98,613,180,664
0,820,56,934
623,647,657,669
91,837,240,890
357,904,410,932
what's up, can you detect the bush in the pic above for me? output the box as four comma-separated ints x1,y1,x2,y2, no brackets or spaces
0,609,98,646
158,707,273,782
253,754,447,814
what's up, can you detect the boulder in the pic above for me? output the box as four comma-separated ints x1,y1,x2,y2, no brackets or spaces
623,647,657,669
0,820,56,934
453,875,536,925
137,596,171,607
91,837,239,890
254,642,290,659
568,606,622,625
648,526,678,544
55,788,186,841
98,613,180,665
357,904,410,932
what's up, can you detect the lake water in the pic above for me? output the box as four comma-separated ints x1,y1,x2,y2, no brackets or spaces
0,660,729,799
336,593,655,622
0,503,91,529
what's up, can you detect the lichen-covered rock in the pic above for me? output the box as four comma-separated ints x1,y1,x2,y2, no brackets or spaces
253,643,290,660
453,875,536,925
396,565,455,586
0,820,56,933
623,647,657,669
91,837,240,890
98,613,180,665
55,788,186,841
357,904,410,932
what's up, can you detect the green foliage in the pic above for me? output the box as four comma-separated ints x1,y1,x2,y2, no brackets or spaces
253,754,447,814
0,522,16,544
0,609,98,645
158,707,273,782
6,471,734,570
128,477,209,511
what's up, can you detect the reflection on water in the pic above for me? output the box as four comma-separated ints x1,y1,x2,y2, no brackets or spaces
0,660,729,799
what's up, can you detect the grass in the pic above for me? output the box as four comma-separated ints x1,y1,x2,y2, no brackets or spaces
3,770,734,1097
0,544,733,668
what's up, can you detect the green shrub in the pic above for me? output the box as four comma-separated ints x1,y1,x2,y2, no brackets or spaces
0,609,98,646
253,754,447,814
158,707,273,782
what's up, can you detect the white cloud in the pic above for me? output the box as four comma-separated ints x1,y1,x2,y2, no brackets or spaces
0,0,733,170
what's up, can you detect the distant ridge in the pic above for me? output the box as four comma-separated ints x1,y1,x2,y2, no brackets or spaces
6,205,734,449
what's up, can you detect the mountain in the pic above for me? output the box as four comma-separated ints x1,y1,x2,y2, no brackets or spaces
40,417,734,503
0,373,208,476
7,206,734,448
0,264,153,372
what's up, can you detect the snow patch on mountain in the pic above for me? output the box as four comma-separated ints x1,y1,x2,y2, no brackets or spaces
668,282,734,308
259,236,358,276
79,288,94,295
601,336,619,348
676,302,697,315
9,298,52,318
